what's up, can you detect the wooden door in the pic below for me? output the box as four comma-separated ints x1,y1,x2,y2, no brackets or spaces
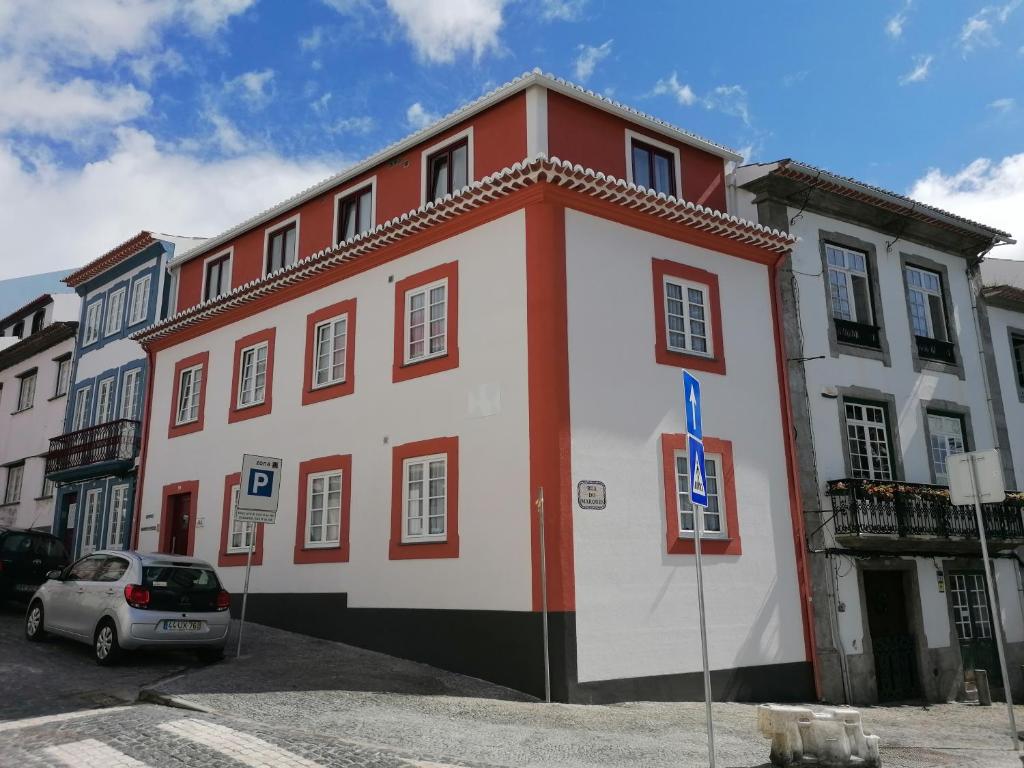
167,493,191,555
950,571,1000,686
864,570,921,701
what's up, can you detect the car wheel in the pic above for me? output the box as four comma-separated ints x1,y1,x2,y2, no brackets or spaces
94,620,122,666
196,647,225,663
25,601,46,642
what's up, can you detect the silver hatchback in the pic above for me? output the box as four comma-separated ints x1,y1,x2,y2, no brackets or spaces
25,550,231,665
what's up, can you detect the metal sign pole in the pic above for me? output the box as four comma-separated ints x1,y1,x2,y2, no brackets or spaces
693,503,716,768
236,522,256,658
968,455,1017,751
537,487,552,704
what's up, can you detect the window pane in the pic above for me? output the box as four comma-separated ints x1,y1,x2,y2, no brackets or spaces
284,226,296,266
928,293,948,342
451,144,468,190
358,190,372,232
430,155,448,200
632,145,650,188
654,153,673,195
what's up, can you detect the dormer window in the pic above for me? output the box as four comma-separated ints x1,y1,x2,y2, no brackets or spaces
426,138,469,202
335,184,373,243
629,135,678,197
265,217,299,275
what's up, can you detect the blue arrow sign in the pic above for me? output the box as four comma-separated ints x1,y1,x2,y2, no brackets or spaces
683,370,702,442
688,435,709,508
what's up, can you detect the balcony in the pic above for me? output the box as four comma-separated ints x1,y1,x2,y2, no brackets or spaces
827,479,1024,553
834,319,881,349
45,419,140,481
914,335,956,365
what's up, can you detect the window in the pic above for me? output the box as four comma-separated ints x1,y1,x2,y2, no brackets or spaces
950,573,992,641
390,437,458,559
393,263,459,383
11,320,23,338
652,259,725,374
128,274,151,325
227,486,253,553
176,365,203,425
303,299,357,405
335,185,373,243
54,356,71,397
402,454,447,542
4,464,23,505
96,556,129,581
905,266,948,341
630,138,677,196
120,368,141,420
204,252,232,301
305,471,342,547
72,385,91,431
845,401,893,480
83,301,102,345
313,315,348,388
826,244,872,324
674,451,726,538
81,489,102,553
404,280,447,364
31,310,45,334
237,343,268,408
104,287,126,336
1013,334,1024,390
16,371,36,411
426,138,469,202
928,413,966,484
107,485,130,549
40,476,55,499
265,220,298,274
664,278,711,356
95,377,115,424
65,553,105,581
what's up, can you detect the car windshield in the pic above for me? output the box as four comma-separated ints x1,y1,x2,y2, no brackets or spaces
143,565,220,592
0,534,30,555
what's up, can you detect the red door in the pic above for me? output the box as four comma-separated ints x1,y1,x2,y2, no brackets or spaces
167,493,191,555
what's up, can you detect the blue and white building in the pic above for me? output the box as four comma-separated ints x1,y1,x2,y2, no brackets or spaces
46,232,205,556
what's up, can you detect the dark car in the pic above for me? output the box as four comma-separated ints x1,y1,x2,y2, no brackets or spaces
0,528,69,601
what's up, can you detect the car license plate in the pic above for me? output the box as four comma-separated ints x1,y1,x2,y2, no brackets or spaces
14,583,35,592
163,620,202,632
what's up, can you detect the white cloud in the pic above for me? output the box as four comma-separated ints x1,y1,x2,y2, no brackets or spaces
384,0,507,63
959,0,1021,53
0,128,345,278
228,69,275,108
129,48,187,84
406,102,440,130
703,85,750,126
541,0,586,21
574,39,612,81
652,72,696,106
300,26,327,51
990,97,1016,111
909,154,1024,259
899,54,933,84
203,111,258,154
330,115,376,134
886,12,907,38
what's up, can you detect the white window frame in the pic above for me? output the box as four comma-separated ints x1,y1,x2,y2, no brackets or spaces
401,453,448,543
72,385,92,431
120,368,141,420
4,464,23,505
673,450,727,539
305,470,343,548
845,401,894,481
54,356,72,397
403,278,448,365
94,376,116,425
905,265,948,341
104,287,126,337
106,484,130,549
928,413,966,485
83,300,103,345
128,274,152,326
312,313,349,389
201,248,233,303
333,177,377,245
825,244,873,324
16,371,36,412
624,129,682,195
226,485,254,554
236,341,269,409
419,127,474,206
663,276,713,358
262,214,301,277
40,475,55,499
175,364,203,425
81,488,102,554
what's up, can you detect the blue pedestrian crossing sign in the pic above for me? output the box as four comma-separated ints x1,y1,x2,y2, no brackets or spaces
688,435,709,508
683,370,702,442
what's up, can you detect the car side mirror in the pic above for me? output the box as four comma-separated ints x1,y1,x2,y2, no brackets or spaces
46,569,63,581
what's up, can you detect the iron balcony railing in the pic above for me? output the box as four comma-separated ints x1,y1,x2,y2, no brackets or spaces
45,419,140,476
834,319,881,349
914,335,957,365
827,478,1024,540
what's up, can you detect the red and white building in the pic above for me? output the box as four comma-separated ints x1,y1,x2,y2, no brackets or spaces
132,72,815,702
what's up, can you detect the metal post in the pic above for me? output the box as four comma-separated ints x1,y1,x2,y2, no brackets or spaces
236,522,256,659
693,502,716,768
969,454,1018,751
537,487,552,704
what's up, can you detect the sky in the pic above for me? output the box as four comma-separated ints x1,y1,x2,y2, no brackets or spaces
1,0,1022,279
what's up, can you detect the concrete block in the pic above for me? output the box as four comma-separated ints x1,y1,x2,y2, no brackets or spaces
757,704,881,767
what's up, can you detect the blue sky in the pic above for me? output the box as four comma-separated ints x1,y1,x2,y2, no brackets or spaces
1,0,1022,279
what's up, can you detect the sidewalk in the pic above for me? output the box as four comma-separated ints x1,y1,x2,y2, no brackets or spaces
146,621,1023,768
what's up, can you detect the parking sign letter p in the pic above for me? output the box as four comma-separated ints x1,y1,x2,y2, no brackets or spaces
249,469,272,497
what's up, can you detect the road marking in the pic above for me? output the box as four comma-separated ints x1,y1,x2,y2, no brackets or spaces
0,706,133,733
158,718,324,768
45,738,151,767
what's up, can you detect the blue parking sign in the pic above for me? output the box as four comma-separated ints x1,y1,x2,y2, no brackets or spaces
688,435,709,508
248,468,274,497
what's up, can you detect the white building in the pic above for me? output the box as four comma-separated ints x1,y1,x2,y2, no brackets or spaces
131,72,816,702
734,160,1023,704
0,293,80,532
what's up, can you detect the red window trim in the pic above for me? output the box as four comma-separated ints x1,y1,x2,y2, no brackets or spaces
389,436,459,560
660,434,741,556
228,327,276,423
159,480,199,555
294,454,352,564
167,351,209,439
392,262,459,383
218,472,265,567
302,299,357,405
652,258,726,375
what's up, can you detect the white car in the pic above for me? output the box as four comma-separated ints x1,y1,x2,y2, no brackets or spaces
25,550,231,665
